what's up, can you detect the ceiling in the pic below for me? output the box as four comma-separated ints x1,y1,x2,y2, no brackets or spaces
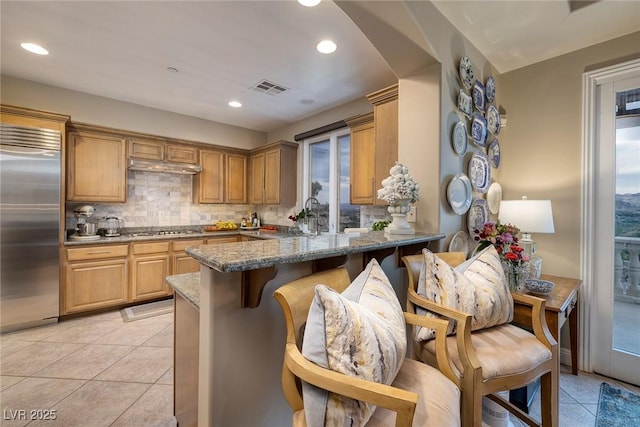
1,1,638,133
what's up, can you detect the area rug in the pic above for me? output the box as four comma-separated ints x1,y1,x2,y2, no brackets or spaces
120,299,173,322
596,382,640,427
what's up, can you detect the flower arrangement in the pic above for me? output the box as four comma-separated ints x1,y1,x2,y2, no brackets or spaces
288,208,314,223
474,221,528,264
377,162,420,205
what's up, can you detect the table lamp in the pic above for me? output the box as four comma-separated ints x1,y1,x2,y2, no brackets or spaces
499,197,555,278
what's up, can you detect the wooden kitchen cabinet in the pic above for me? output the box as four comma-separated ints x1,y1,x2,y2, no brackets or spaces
226,152,248,204
194,149,225,204
130,241,171,301
346,113,376,205
365,84,399,206
67,127,127,202
172,239,205,275
249,141,298,206
64,244,129,314
128,138,198,164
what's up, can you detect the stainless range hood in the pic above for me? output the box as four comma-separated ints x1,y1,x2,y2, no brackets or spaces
128,159,202,175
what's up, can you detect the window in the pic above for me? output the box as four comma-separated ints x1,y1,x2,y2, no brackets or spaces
302,128,360,233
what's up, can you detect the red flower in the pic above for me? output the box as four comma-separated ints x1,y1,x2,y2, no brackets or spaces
505,252,519,261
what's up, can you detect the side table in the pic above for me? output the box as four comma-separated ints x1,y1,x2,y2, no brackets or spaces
510,274,582,412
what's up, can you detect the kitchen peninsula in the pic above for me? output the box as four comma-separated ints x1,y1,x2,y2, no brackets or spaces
176,231,444,426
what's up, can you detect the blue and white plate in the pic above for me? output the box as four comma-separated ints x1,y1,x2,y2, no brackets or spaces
485,76,496,103
452,121,468,156
467,198,490,236
488,138,500,168
468,150,490,193
472,80,486,111
459,56,475,90
487,105,501,135
471,113,488,147
447,173,473,215
457,89,473,117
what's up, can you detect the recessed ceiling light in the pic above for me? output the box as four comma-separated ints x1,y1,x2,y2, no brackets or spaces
298,0,321,6
316,40,337,54
228,101,242,108
20,42,49,55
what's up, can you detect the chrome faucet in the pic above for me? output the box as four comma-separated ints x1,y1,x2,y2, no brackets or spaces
304,197,321,235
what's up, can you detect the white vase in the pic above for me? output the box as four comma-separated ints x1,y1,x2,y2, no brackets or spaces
385,199,415,235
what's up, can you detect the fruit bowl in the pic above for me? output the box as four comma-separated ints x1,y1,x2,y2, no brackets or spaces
524,279,555,296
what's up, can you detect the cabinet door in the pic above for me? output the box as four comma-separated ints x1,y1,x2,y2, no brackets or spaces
67,132,127,202
128,139,164,161
226,153,247,204
350,122,376,204
264,149,281,204
131,254,170,301
167,144,198,164
65,259,128,313
172,239,204,275
249,152,265,204
194,149,224,204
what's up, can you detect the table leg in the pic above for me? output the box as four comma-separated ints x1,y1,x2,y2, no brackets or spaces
569,297,579,375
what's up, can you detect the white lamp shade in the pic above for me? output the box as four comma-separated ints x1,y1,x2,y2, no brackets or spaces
498,199,555,233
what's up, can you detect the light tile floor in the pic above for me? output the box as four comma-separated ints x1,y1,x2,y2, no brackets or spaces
1,309,175,427
2,307,639,426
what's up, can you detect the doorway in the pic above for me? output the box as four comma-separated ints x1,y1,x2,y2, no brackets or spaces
584,59,640,386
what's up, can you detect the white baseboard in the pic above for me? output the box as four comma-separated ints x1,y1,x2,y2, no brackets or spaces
559,347,573,368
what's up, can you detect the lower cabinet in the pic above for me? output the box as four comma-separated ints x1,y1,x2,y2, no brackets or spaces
172,239,205,275
131,242,171,301
64,245,129,314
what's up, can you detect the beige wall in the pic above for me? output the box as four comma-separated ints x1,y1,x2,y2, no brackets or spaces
499,31,640,278
0,75,266,150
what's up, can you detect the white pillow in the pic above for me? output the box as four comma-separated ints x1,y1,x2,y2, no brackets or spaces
301,259,406,427
414,246,513,342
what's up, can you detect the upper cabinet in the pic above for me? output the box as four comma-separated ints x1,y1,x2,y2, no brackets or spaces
249,141,298,206
346,113,376,205
193,149,247,204
129,138,198,164
67,125,127,202
346,84,399,206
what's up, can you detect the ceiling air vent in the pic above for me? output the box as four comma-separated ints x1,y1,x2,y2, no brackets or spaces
250,79,289,95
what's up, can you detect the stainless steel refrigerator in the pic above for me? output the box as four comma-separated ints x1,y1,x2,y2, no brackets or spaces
1,123,61,332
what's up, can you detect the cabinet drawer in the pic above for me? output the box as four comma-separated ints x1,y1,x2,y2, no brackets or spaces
67,244,129,261
132,241,170,255
172,239,205,252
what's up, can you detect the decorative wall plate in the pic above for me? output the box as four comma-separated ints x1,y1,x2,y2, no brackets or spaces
452,121,468,156
471,113,488,147
487,105,501,135
449,230,470,255
485,76,496,103
447,173,473,215
473,80,486,112
488,138,500,168
487,182,502,214
459,56,475,90
467,198,489,236
457,89,473,117
468,151,491,193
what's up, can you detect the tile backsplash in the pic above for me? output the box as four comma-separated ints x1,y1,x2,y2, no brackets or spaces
66,170,389,230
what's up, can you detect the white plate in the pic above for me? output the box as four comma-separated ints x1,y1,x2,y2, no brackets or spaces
467,198,489,236
488,138,500,168
459,56,475,90
487,105,501,135
485,76,496,103
471,112,488,147
449,230,470,255
447,173,472,215
487,182,502,214
468,151,491,193
457,89,472,117
452,121,468,156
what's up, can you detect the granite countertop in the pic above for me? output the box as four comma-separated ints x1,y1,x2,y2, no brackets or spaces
63,228,290,246
166,272,200,310
186,231,445,273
